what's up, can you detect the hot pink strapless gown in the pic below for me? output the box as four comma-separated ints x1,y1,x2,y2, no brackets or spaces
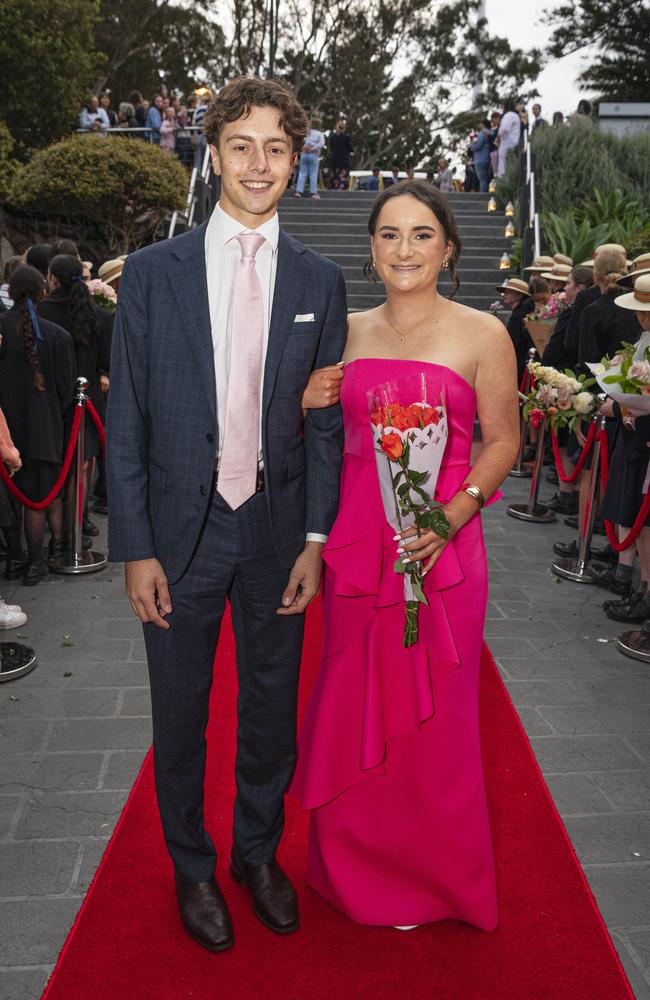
291,358,499,930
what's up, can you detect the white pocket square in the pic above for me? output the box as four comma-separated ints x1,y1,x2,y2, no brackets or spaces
294,313,315,323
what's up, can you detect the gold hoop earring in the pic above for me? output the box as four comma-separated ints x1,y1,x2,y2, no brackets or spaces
371,258,376,269
442,258,449,271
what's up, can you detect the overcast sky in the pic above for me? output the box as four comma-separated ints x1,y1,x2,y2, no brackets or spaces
485,0,593,117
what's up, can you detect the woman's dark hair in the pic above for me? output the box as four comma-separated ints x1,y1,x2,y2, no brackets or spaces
503,98,516,113
25,243,52,278
128,90,143,105
577,99,592,117
571,265,594,289
48,238,79,264
49,254,97,347
3,255,23,282
529,276,550,296
363,179,462,298
8,265,46,391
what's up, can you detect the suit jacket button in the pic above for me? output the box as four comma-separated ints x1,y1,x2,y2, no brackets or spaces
200,485,207,495
206,433,214,444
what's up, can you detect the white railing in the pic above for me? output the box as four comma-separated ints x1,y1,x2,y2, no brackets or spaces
168,144,212,238
523,130,541,259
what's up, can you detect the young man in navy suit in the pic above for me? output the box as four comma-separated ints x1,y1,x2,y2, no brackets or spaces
107,77,347,951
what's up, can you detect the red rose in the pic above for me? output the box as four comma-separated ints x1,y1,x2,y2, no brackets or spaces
529,407,545,428
421,406,440,426
371,408,382,426
380,432,404,461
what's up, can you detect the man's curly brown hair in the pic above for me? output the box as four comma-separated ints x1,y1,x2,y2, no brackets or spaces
204,76,308,153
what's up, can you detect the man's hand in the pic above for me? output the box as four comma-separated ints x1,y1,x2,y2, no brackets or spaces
302,363,344,409
277,541,323,616
125,558,172,629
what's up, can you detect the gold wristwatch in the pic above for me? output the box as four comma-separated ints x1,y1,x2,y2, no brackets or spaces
460,483,486,508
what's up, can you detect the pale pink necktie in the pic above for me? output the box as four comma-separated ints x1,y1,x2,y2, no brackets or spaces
217,232,266,510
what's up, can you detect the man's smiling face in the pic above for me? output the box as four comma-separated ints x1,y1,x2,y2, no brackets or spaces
209,105,296,228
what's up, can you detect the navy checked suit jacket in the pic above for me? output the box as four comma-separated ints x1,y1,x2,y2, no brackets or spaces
106,221,348,583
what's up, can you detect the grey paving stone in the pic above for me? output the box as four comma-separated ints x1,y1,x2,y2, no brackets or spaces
0,841,80,896
498,654,631,681
627,930,650,979
0,969,50,1000
0,720,48,754
569,678,650,707
591,771,650,812
0,898,81,964
88,618,145,641
505,679,580,706
33,660,149,688
102,750,148,790
47,717,152,752
545,773,615,815
15,790,128,840
0,753,104,793
627,736,650,764
483,618,562,638
119,687,152,717
31,638,133,665
612,936,650,1000
564,813,650,864
75,839,108,893
0,795,22,838
584,864,650,926
537,703,650,736
515,707,554,736
531,735,646,773
0,689,120,719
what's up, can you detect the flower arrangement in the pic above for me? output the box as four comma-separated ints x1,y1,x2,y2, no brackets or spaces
370,378,449,647
588,335,650,415
86,278,117,312
521,362,600,431
531,292,567,321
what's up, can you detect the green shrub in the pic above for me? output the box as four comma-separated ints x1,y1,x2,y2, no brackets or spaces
542,211,610,263
10,135,187,252
0,121,17,201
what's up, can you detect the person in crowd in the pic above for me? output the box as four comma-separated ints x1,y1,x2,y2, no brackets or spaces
162,96,171,111
99,93,117,127
117,102,137,130
25,245,52,279
618,253,650,290
328,120,353,186
515,99,529,130
48,239,80,265
128,91,146,128
175,106,194,167
576,99,592,118
488,111,501,177
563,245,624,368
552,111,565,128
39,255,113,547
530,103,547,133
97,257,124,295
365,167,381,191
192,90,212,170
79,96,110,133
1,257,23,310
496,276,534,384
383,166,401,187
145,95,164,144
160,107,178,154
293,178,519,932
294,116,326,199
436,158,454,192
496,98,521,177
186,93,199,123
470,121,492,192
0,405,28,626
524,255,555,275
541,263,571,293
528,275,551,308
0,266,76,585
329,168,349,190
541,265,594,515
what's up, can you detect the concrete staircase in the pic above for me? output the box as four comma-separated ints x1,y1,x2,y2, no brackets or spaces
278,189,512,312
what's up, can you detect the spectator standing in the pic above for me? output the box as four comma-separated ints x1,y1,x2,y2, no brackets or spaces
552,111,565,128
160,108,178,153
145,95,164,144
383,167,401,187
578,254,639,367
117,102,137,130
0,404,28,626
328,120,353,185
515,99,529,130
192,91,211,170
576,99,592,118
531,103,547,133
79,96,110,133
294,116,326,199
1,257,23,310
496,276,535,384
436,158,453,192
25,245,52,279
128,91,146,127
365,168,381,191
0,266,76,584
99,93,117,127
496,98,521,177
488,111,501,177
175,106,194,167
471,120,492,192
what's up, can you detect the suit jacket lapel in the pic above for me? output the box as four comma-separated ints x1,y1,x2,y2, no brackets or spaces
263,230,311,416
168,222,217,424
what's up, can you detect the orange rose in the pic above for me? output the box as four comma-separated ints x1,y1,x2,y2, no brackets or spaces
380,432,404,460
371,408,382,426
421,406,440,426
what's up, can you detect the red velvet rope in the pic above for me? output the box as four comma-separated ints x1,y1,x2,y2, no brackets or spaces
550,421,597,483
598,427,650,551
0,405,83,510
86,400,106,454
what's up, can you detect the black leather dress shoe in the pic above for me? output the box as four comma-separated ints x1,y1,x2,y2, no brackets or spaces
23,560,49,587
230,848,299,935
564,515,606,535
587,561,632,596
544,492,578,514
590,543,617,564
4,556,28,580
175,874,234,952
603,590,649,622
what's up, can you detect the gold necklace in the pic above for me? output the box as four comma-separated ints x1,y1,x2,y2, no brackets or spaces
383,304,439,343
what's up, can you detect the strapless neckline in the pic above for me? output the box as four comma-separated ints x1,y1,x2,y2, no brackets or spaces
344,357,476,397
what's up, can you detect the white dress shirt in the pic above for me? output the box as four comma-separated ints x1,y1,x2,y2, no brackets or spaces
204,201,326,543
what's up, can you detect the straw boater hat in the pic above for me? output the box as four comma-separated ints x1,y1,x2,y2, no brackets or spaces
579,259,595,267
540,263,572,283
98,257,125,285
553,253,573,267
523,255,555,273
496,277,530,295
615,273,650,312
618,253,650,289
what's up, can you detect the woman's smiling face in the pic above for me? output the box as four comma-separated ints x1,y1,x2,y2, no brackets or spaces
371,194,451,294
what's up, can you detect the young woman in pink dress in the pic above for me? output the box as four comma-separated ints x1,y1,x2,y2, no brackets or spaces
291,180,520,930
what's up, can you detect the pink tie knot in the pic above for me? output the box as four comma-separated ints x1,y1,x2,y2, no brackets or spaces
238,232,266,260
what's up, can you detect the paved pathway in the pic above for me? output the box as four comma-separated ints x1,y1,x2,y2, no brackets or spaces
1,476,649,1000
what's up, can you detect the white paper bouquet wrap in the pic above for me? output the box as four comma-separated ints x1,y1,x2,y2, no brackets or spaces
589,331,650,416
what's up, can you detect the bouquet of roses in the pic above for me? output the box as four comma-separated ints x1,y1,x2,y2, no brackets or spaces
588,333,650,415
521,362,600,431
86,278,117,313
370,375,449,647
531,292,567,321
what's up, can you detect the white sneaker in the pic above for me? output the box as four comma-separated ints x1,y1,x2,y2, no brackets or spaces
0,601,27,629
0,596,24,614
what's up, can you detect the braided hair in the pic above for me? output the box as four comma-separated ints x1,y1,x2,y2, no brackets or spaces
49,254,97,347
7,265,46,391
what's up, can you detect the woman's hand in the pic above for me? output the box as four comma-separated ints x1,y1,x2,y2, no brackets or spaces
395,509,458,576
302,364,344,409
3,448,21,476
600,399,615,419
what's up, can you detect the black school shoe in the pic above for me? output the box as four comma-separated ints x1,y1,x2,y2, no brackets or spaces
564,515,606,535
23,560,49,587
590,543,617,564
543,492,579,514
604,591,649,622
552,538,604,559
5,555,28,580
587,561,632,596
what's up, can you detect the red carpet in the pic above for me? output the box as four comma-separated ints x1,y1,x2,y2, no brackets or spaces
42,602,633,1000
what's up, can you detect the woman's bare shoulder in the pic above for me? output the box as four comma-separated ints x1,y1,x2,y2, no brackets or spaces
345,306,384,358
447,299,511,347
